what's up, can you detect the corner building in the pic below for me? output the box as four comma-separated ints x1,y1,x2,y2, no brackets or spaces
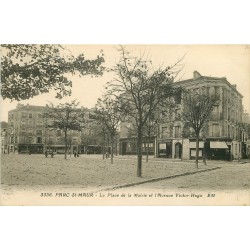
156,71,244,160
119,71,246,160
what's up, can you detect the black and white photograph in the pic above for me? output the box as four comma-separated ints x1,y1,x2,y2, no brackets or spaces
1,44,250,205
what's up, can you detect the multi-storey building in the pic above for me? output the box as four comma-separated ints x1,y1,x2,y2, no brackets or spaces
7,103,92,154
120,71,246,160
1,121,8,154
242,112,250,158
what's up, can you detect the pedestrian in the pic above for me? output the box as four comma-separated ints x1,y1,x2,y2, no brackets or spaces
74,150,77,157
45,151,48,158
106,151,109,158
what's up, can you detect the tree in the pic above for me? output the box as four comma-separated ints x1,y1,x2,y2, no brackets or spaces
143,115,156,162
107,46,183,177
80,116,108,158
1,44,105,100
45,100,85,159
182,91,219,168
95,96,123,164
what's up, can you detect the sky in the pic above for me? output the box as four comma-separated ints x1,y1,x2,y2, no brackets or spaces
1,44,250,122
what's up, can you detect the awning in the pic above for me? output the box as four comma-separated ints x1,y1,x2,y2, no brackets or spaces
210,141,228,149
189,142,204,148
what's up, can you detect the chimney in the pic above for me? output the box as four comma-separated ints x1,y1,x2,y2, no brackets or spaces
16,103,24,109
193,71,202,80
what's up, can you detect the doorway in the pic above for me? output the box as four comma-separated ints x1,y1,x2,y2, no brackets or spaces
175,142,182,159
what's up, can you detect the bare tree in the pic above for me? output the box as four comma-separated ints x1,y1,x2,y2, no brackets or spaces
182,91,219,168
95,96,123,164
46,100,85,159
81,117,108,159
107,46,183,177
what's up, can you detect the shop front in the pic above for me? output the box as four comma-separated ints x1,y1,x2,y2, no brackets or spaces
119,137,154,155
17,144,43,154
157,140,172,158
208,141,229,160
189,141,204,160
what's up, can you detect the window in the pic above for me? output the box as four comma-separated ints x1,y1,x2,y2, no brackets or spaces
37,121,43,127
228,125,230,137
211,105,219,119
56,130,62,136
174,91,182,104
21,112,27,118
37,137,42,143
36,130,42,135
211,124,220,137
37,113,42,119
162,127,170,138
175,109,181,121
174,126,181,138
29,113,33,118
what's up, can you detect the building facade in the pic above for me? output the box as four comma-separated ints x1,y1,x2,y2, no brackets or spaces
120,71,246,160
6,103,91,154
1,121,8,154
242,112,250,158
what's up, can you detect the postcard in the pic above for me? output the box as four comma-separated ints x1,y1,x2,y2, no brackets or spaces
1,44,250,205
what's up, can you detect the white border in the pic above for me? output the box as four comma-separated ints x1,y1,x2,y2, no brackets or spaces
1,0,250,249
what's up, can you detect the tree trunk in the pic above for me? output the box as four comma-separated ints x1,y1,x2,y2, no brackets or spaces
116,139,118,156
64,130,67,160
102,145,105,159
137,128,143,177
181,137,184,161
195,136,199,168
102,133,105,159
111,136,114,164
146,137,149,162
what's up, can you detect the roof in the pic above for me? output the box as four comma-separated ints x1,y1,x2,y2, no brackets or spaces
8,104,93,114
175,71,243,98
9,104,46,113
